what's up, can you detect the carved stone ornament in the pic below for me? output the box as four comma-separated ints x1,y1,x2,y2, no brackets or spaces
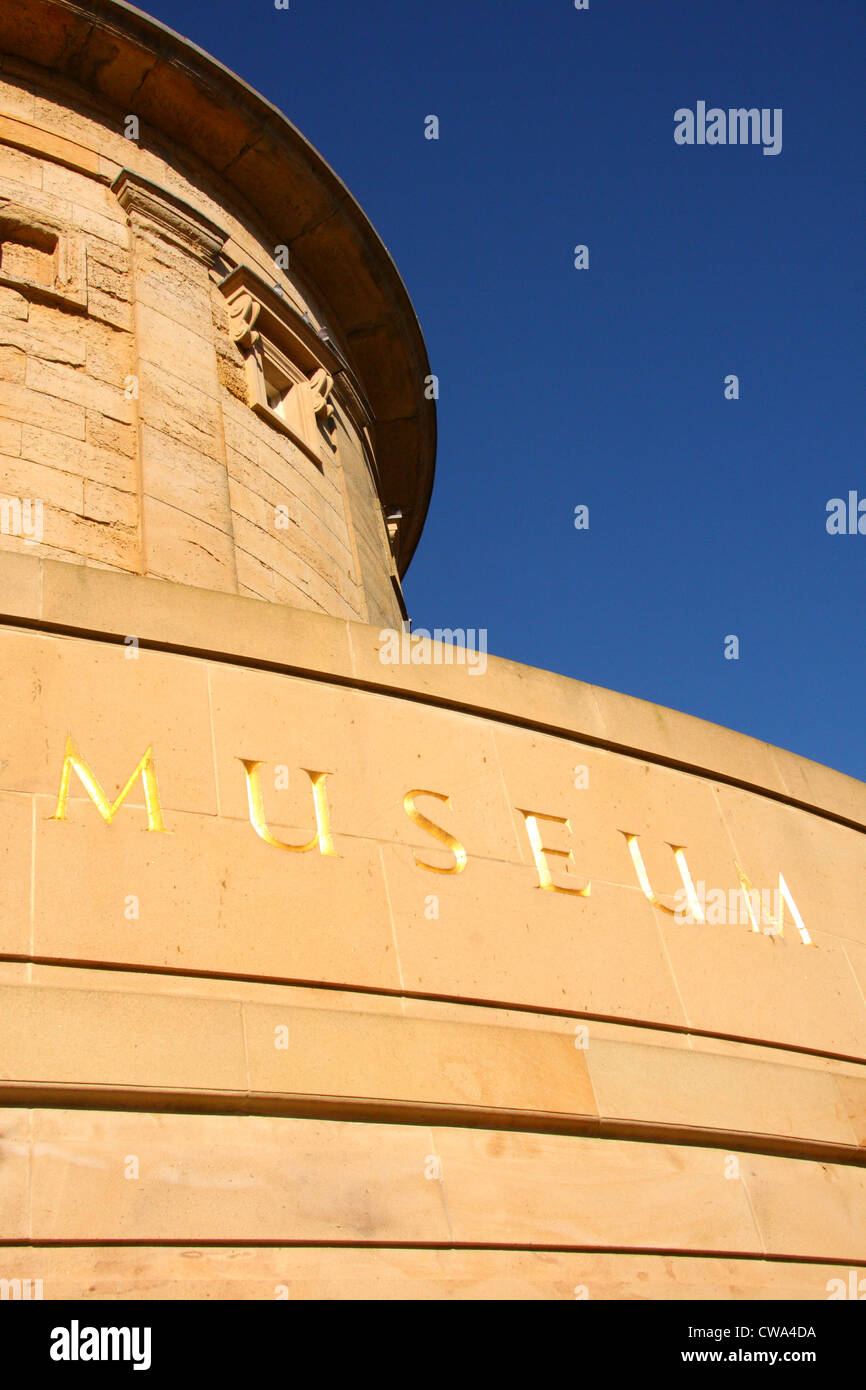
219,265,342,464
227,290,262,351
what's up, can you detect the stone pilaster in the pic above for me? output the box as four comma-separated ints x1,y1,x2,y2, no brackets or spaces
112,170,238,592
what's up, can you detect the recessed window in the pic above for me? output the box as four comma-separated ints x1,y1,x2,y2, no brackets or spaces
0,225,57,287
264,364,291,418
0,201,86,310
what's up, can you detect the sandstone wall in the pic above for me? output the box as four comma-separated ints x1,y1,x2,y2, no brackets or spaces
0,552,863,1299
0,61,403,624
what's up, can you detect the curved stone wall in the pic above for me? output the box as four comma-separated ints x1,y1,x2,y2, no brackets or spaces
0,0,863,1304
0,551,863,1299
0,0,436,624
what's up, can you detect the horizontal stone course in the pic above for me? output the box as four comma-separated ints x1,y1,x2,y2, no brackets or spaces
0,552,861,828
2,1105,864,1258
0,969,862,1153
0,1245,855,1301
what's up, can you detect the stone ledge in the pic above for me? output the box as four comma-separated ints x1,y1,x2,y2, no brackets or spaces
0,970,862,1156
0,548,863,831
0,1246,857,1301
4,1105,866,1256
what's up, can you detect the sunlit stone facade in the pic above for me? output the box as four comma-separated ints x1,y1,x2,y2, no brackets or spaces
0,0,863,1301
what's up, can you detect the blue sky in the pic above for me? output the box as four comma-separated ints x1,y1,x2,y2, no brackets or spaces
145,0,865,779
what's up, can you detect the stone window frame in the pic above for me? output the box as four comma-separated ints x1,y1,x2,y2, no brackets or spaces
219,264,342,468
0,199,87,311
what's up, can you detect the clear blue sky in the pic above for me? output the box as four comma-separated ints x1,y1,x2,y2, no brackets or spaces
145,0,865,780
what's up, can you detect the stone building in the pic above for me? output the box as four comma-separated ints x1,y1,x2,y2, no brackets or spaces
0,0,863,1300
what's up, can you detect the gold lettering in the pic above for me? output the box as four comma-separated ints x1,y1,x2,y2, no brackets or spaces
621,832,705,921
50,736,168,832
403,789,467,873
239,760,337,855
519,809,590,895
734,862,813,945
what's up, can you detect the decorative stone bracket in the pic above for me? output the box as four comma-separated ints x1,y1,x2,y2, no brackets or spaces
385,507,403,555
219,264,345,466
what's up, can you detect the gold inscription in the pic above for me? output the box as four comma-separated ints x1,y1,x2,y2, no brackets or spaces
239,760,337,856
44,738,813,946
403,789,467,873
734,861,813,945
50,736,168,832
518,809,590,895
621,832,705,921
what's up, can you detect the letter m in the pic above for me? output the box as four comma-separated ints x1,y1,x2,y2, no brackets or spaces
102,1328,130,1360
729,108,760,144
0,1278,23,1299
50,736,169,832
436,629,460,663
734,862,812,945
